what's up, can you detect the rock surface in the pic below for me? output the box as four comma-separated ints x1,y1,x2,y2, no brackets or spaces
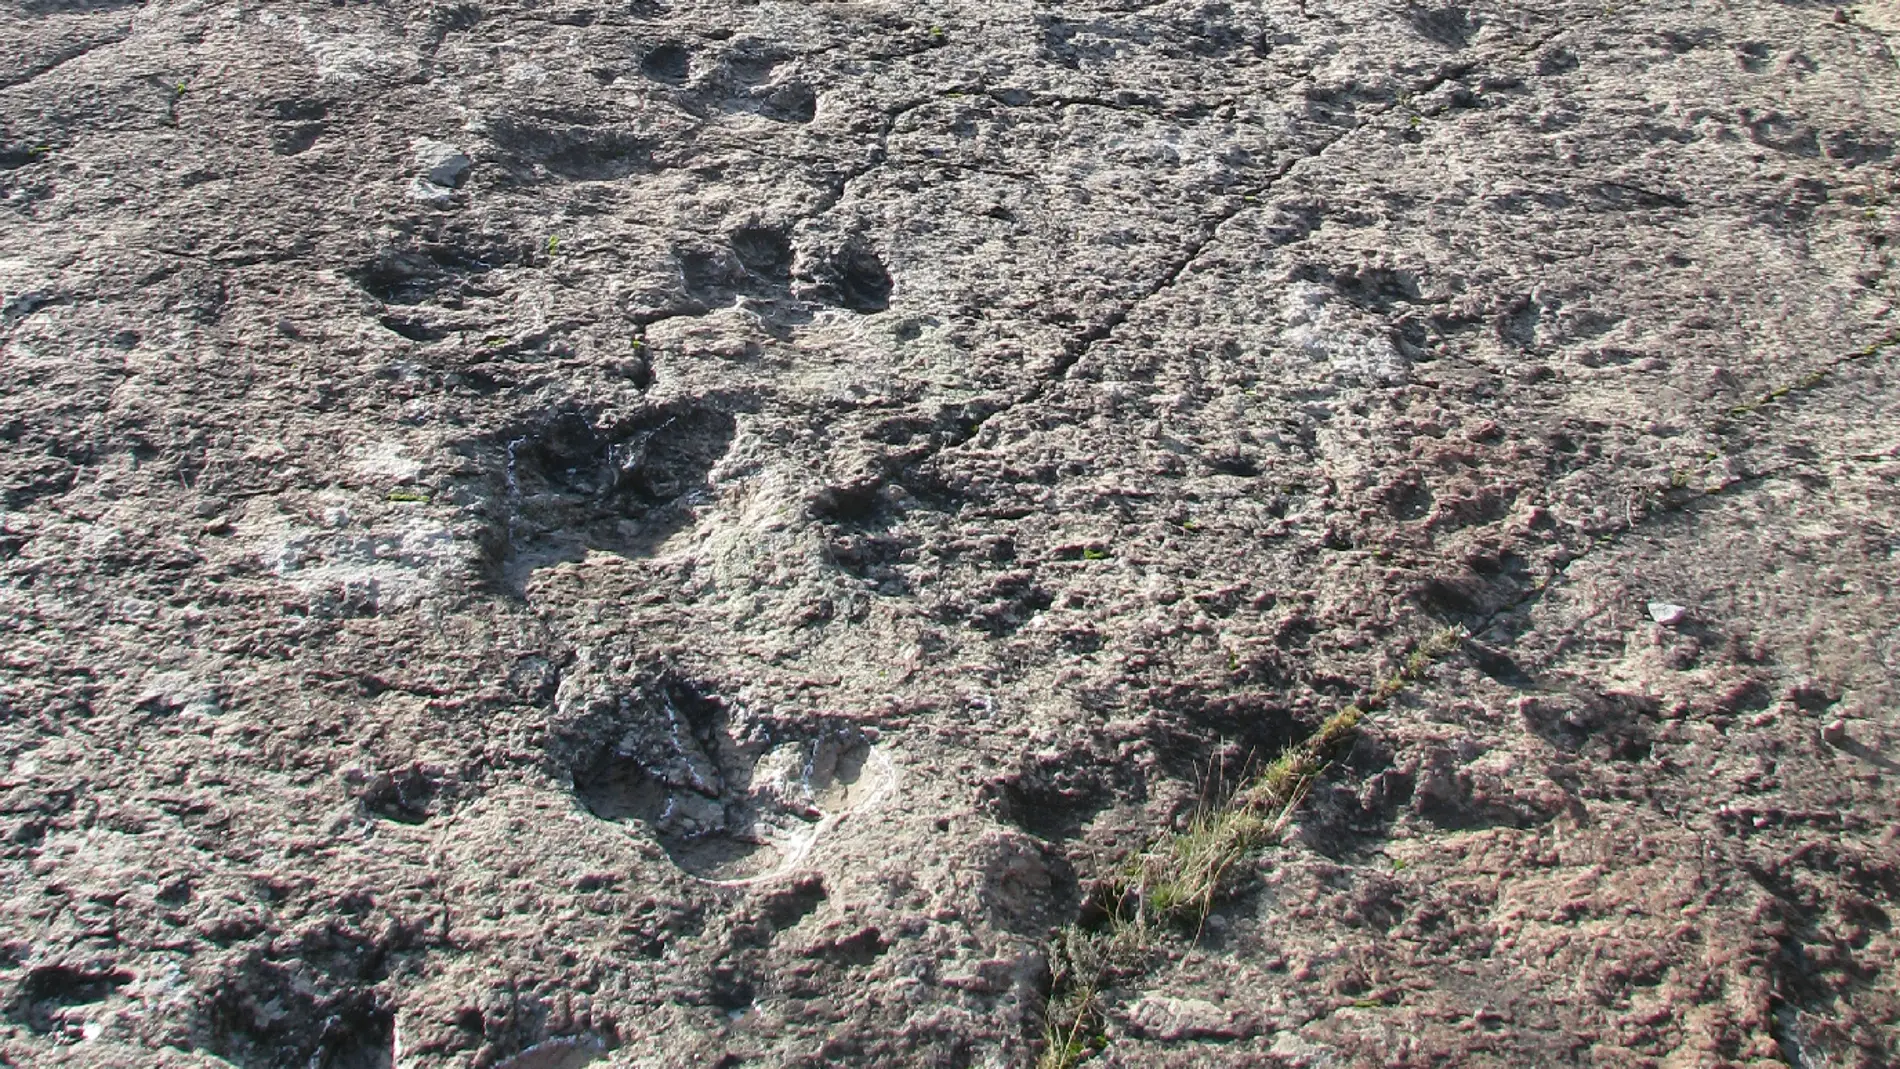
1,0,1897,1065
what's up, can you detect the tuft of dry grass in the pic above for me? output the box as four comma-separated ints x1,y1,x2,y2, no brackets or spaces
1038,921,1147,1068
1036,627,1464,1069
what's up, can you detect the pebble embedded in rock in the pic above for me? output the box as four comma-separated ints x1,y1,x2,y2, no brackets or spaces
1125,995,1245,1041
1822,719,1849,746
1647,601,1688,626
408,176,456,207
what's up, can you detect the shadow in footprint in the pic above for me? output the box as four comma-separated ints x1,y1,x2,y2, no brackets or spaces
800,244,891,313
485,114,655,182
558,678,892,883
8,965,132,1035
205,960,392,1069
640,43,691,84
489,401,740,579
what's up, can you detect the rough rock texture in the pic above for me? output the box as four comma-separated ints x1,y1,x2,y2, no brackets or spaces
2,0,1897,1065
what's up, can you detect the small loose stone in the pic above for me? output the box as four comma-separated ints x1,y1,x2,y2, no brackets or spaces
1647,601,1688,626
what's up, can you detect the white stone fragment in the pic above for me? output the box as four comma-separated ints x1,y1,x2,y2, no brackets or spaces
1647,601,1688,626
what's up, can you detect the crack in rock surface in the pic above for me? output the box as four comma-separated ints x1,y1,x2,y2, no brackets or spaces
1,0,1898,1065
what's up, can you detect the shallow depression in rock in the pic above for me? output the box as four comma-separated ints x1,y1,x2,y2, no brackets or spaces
563,684,890,882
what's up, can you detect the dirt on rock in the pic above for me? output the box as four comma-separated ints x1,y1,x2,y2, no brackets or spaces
2,0,1897,1065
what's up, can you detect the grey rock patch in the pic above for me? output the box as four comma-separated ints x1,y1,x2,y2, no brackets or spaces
411,138,471,187
1124,995,1250,1041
